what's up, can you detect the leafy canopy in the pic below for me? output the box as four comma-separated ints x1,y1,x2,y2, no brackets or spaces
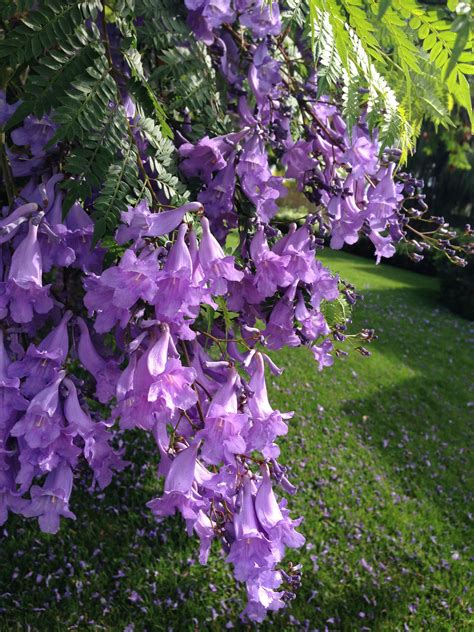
0,0,472,239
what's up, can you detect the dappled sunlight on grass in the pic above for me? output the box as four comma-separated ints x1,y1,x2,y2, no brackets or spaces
319,249,439,293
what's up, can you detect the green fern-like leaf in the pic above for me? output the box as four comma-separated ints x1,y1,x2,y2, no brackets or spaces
134,113,189,205
61,102,126,211
5,32,100,128
48,56,116,145
92,140,140,243
282,0,308,29
0,0,101,65
321,295,351,327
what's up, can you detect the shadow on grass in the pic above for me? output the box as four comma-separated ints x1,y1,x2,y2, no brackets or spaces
340,375,473,535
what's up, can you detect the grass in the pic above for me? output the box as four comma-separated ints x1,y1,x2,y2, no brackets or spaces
1,251,473,631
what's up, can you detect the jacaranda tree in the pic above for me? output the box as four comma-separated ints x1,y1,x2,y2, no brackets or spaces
0,0,472,622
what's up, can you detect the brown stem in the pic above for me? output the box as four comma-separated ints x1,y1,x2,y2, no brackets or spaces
180,341,206,425
100,5,166,212
0,132,15,208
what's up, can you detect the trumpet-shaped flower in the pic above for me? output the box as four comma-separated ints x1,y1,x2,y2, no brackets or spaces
22,462,76,534
0,221,53,323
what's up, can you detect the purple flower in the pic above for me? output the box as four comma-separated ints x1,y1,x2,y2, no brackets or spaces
366,165,404,233
0,468,28,526
248,44,282,106
311,339,334,371
106,249,158,309
198,217,243,294
185,0,235,29
368,230,396,264
82,274,127,334
8,310,71,398
179,131,247,184
295,295,330,341
328,188,365,250
76,317,120,404
245,354,291,458
263,289,301,351
227,481,275,581
0,330,28,425
0,202,38,245
63,378,127,487
197,369,248,464
342,127,378,177
192,509,215,564
186,9,215,44
63,379,95,439
198,160,237,240
11,372,65,449
15,432,81,494
147,442,205,520
217,33,241,85
147,357,198,423
242,570,285,622
154,224,208,337
116,200,202,245
7,115,57,177
198,410,247,467
64,203,105,274
282,140,318,191
36,187,77,273
255,471,305,556
273,222,319,284
0,220,53,323
84,247,158,332
239,2,281,38
237,135,286,223
249,227,293,298
22,462,76,534
116,325,197,430
83,421,127,490
310,261,340,309
11,114,56,157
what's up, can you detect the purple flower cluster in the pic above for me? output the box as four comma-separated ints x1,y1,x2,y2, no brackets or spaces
0,84,335,616
181,1,410,266
79,199,339,616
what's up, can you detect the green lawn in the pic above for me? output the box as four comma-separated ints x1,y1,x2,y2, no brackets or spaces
1,251,473,631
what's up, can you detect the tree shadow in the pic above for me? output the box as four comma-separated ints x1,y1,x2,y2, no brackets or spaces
339,280,473,529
